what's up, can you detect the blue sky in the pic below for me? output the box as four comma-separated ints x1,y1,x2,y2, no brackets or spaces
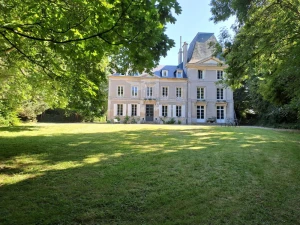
159,0,235,65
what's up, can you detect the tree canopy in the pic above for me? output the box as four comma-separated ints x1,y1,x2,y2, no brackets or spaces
0,0,181,124
210,0,300,126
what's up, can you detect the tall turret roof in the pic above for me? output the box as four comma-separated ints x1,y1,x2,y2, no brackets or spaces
187,32,217,63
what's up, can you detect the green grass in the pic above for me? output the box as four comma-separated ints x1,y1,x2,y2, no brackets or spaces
1,124,300,225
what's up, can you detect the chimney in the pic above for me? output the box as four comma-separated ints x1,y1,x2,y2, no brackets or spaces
178,36,183,65
183,41,188,70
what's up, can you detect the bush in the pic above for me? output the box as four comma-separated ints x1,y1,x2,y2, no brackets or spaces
130,117,137,124
166,118,176,124
123,115,130,124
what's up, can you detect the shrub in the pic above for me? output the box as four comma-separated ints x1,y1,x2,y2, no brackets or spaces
166,118,176,124
123,115,130,124
130,117,137,124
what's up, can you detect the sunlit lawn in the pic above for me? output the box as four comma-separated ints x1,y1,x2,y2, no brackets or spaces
1,123,300,224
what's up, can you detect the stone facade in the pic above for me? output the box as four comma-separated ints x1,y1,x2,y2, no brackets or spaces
107,32,234,124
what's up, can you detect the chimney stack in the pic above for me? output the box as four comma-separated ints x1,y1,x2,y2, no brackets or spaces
178,36,183,65
183,41,188,70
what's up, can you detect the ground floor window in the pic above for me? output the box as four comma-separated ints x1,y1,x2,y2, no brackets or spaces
162,105,168,117
217,106,224,119
176,105,182,117
117,104,123,116
131,104,137,116
197,106,205,119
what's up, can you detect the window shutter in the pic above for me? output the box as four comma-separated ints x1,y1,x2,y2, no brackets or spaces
203,70,205,79
114,104,117,116
181,105,185,118
137,104,140,116
168,105,171,117
173,105,176,117
128,104,132,116
159,105,162,117
123,104,126,116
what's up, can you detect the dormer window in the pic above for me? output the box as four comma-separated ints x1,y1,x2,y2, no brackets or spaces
162,70,168,77
177,70,183,78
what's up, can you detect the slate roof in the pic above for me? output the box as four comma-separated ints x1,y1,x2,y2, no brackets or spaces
152,64,187,78
111,64,187,78
187,32,217,63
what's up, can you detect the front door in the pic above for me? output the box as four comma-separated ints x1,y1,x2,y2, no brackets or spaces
145,104,154,121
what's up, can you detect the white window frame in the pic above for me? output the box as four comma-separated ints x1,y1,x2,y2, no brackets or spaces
131,104,137,116
146,86,153,97
217,106,225,120
117,86,124,97
176,87,182,98
177,70,183,78
198,70,203,79
217,88,224,100
197,87,205,100
117,104,123,116
131,86,138,97
162,86,168,97
176,105,182,117
162,70,168,77
162,105,168,117
217,70,223,80
197,105,205,122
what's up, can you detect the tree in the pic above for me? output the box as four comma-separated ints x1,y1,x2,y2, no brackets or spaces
0,0,181,124
210,0,300,125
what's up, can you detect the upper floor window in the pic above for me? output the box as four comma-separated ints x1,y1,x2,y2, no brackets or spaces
162,105,168,117
176,105,182,117
177,70,183,78
217,70,223,80
131,104,137,116
176,87,182,98
198,70,203,79
117,104,123,116
162,87,168,97
197,87,205,100
162,70,168,77
117,86,124,97
131,86,138,97
217,88,224,100
147,87,153,97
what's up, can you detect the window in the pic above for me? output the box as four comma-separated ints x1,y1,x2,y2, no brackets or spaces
217,106,224,119
131,104,137,116
131,86,138,97
198,70,203,79
162,70,168,77
177,70,183,78
197,87,205,100
217,88,224,100
217,70,223,80
147,87,153,97
176,87,182,98
117,104,123,116
197,106,205,119
162,87,168,97
176,105,182,117
162,105,168,117
117,86,124,97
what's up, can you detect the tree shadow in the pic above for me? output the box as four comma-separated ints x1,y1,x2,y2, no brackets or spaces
0,125,40,132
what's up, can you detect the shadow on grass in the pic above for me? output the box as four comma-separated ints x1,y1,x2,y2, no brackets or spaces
1,126,300,224
0,125,40,132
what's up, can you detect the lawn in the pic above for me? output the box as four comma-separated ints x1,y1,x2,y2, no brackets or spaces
1,123,300,225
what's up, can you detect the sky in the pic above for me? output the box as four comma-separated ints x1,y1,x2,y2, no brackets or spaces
159,0,235,65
